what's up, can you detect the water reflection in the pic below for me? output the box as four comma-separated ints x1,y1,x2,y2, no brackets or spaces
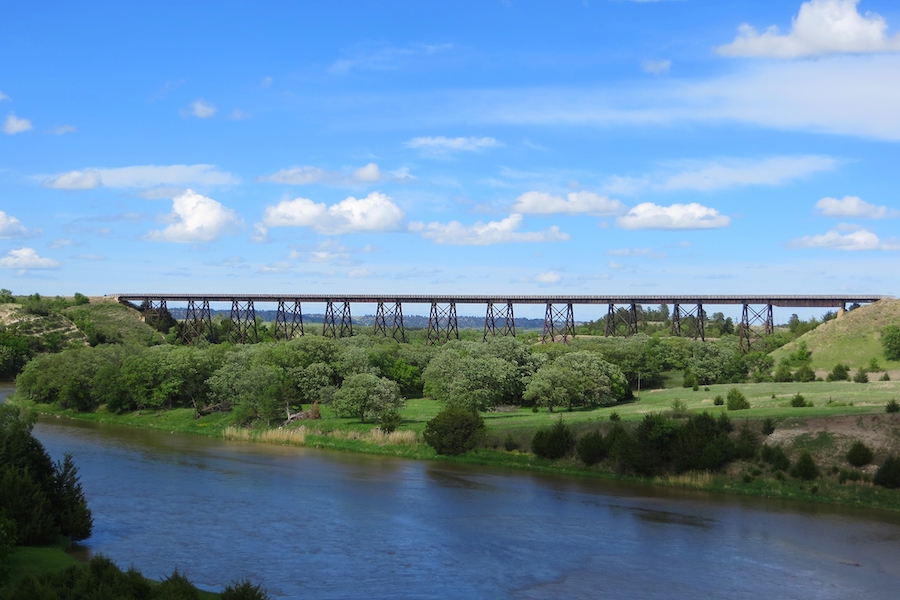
14,406,900,599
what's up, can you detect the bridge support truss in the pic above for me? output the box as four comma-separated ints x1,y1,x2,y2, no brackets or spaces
671,303,705,341
426,302,459,345
542,302,575,344
605,303,639,337
483,301,515,342
142,298,169,331
228,299,258,344
182,299,213,344
274,300,304,340
323,300,353,338
374,301,406,342
740,303,774,353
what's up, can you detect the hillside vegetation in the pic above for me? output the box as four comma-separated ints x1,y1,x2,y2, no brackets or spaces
771,299,900,373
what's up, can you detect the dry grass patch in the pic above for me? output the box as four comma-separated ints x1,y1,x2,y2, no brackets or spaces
654,471,714,489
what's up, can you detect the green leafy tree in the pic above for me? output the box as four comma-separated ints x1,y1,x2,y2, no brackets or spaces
423,405,485,455
331,373,403,424
422,342,517,412
881,325,900,361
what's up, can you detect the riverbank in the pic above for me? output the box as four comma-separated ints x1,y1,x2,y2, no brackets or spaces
11,379,900,513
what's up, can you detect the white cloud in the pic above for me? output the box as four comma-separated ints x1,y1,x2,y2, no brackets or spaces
789,227,900,250
42,164,238,190
512,191,627,216
410,213,570,245
330,42,454,74
183,99,217,118
607,248,667,258
229,109,251,120
51,125,77,135
262,191,405,235
815,195,900,219
249,223,269,243
605,155,836,194
49,238,72,249
145,189,243,243
642,60,671,75
617,203,731,230
3,112,32,135
0,248,60,269
534,271,561,284
257,163,409,186
0,91,9,102
0,211,32,239
717,0,900,59
261,77,273,88
348,268,372,278
406,136,501,153
42,170,102,190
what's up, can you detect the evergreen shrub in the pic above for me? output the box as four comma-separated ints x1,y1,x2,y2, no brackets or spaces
790,451,819,480
874,455,900,488
725,388,749,411
846,441,874,467
531,417,575,460
423,406,485,455
576,430,606,466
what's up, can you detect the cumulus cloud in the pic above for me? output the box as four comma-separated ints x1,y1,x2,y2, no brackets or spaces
642,60,671,75
409,214,570,245
0,211,33,239
534,271,561,284
815,195,899,219
717,0,900,59
183,99,217,118
262,191,405,235
0,248,60,269
3,112,32,135
617,203,731,230
605,156,836,194
145,189,243,243
512,191,627,216
42,164,238,190
406,136,501,154
257,163,410,186
789,227,900,250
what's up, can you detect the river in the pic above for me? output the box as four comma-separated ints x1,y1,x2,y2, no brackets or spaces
5,384,900,599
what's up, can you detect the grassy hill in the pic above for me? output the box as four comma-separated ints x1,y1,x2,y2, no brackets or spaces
771,298,900,373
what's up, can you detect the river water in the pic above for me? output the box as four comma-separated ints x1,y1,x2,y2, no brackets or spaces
5,384,900,599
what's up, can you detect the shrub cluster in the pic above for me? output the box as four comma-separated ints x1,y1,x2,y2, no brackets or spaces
760,444,790,472
790,451,819,480
423,406,485,455
874,455,900,489
532,418,576,460
790,393,811,408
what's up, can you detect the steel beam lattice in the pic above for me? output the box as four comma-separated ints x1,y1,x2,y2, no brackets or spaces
181,299,213,344
426,302,459,345
374,301,406,342
740,303,774,353
274,300,304,340
542,302,575,344
323,300,353,338
671,303,706,340
605,303,639,337
142,298,168,331
483,301,516,342
228,299,258,344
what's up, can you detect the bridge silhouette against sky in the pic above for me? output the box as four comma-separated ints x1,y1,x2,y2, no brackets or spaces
116,294,888,352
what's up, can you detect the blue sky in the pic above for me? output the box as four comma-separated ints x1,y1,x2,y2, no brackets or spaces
2,0,899,317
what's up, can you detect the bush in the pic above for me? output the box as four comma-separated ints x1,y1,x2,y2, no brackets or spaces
576,430,606,466
761,444,790,472
531,417,576,460
735,421,759,460
725,388,749,411
882,325,900,361
790,393,810,408
838,469,866,484
793,365,816,383
852,369,869,384
761,417,776,435
881,372,891,381
790,451,819,480
713,395,724,406
773,363,794,382
846,440,874,467
423,406,485,455
886,400,899,414
874,455,900,488
827,363,850,382
608,411,620,422
221,579,271,600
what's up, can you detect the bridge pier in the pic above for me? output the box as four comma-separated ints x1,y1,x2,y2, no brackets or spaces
605,303,639,337
739,303,774,353
542,302,574,343
182,299,213,344
671,303,705,340
228,299,258,344
374,301,406,342
483,301,515,341
142,298,169,331
426,302,459,345
323,300,353,338
274,300,304,340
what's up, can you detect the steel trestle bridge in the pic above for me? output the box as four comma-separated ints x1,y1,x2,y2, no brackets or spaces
116,294,888,351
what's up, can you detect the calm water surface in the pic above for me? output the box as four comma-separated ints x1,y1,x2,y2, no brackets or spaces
4,384,900,599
